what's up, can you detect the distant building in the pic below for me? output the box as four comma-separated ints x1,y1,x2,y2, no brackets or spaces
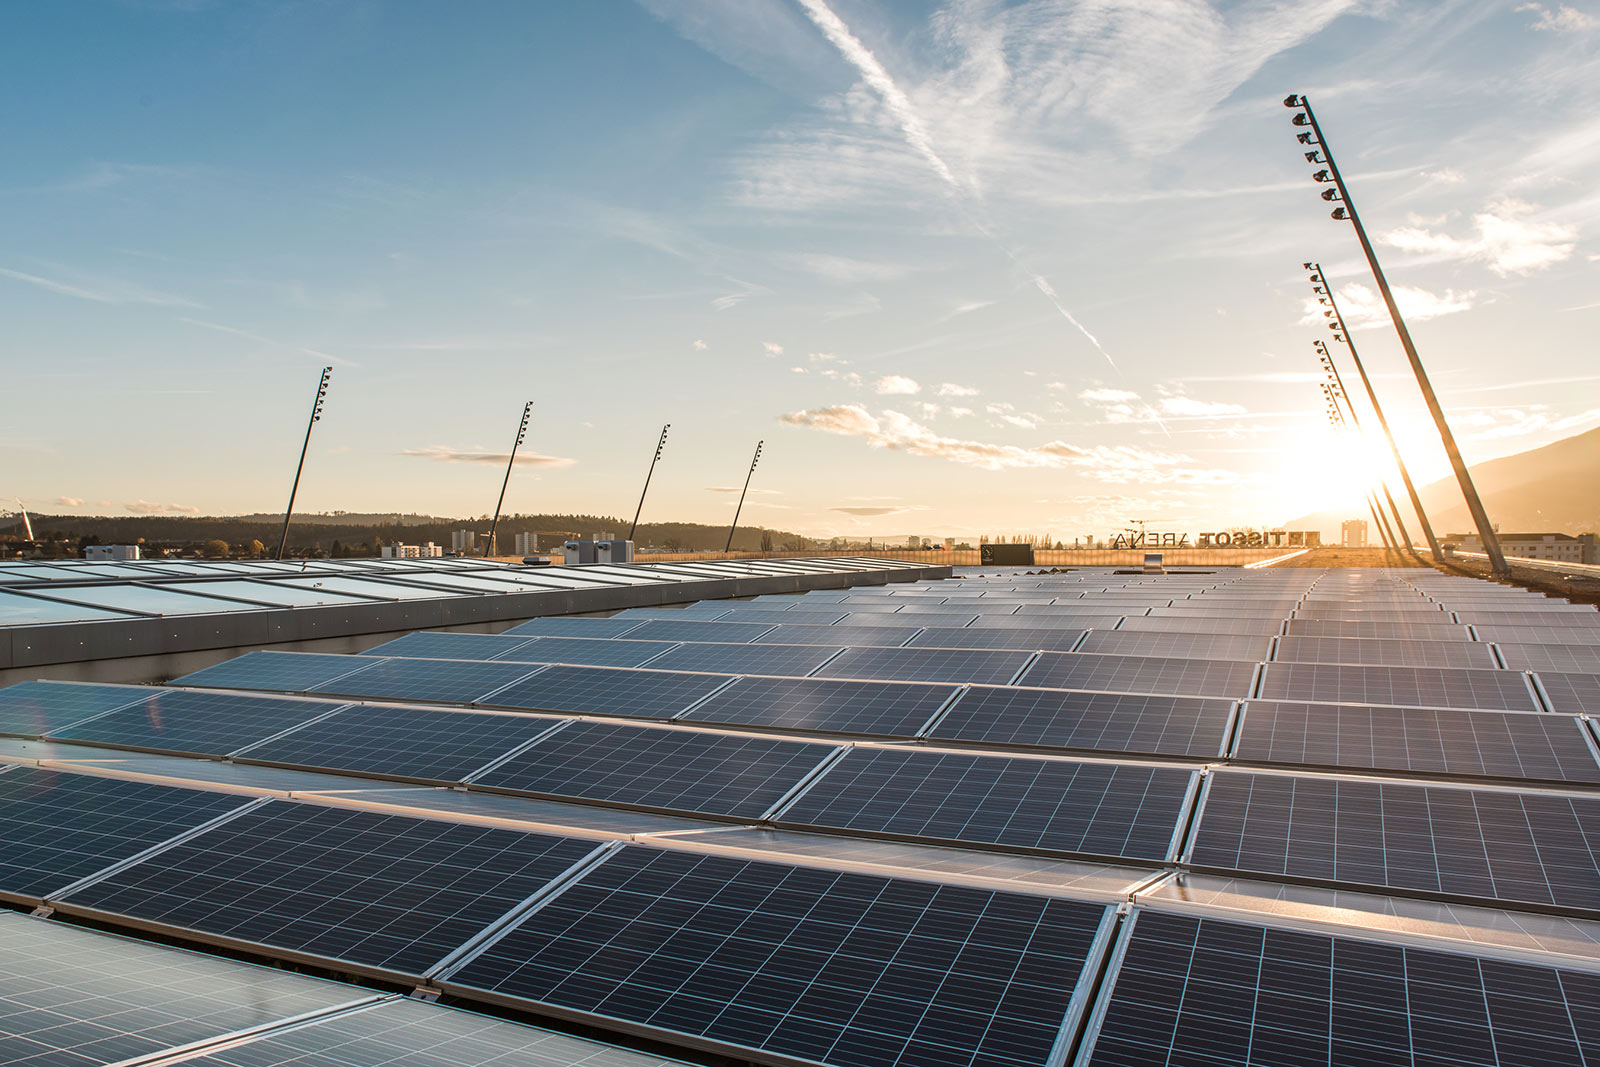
381,542,443,559
1340,519,1368,548
514,531,538,556
450,530,478,553
1459,532,1595,564
84,545,140,560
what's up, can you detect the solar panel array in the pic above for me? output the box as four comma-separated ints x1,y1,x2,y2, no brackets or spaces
3,563,1599,1067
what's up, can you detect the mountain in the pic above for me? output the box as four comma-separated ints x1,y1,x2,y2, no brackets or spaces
1282,426,1600,540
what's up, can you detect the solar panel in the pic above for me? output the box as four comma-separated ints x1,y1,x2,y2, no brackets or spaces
171,651,370,693
707,609,854,625
1077,631,1274,660
1081,908,1600,1067
307,656,537,704
750,624,913,647
171,996,687,1067
1456,611,1600,627
814,646,1034,685
0,767,253,902
903,626,1088,651
636,641,844,676
929,686,1235,758
50,689,349,757
502,617,647,639
1498,643,1600,672
1471,625,1600,646
613,620,778,644
473,720,833,818
240,703,557,782
0,910,373,1067
1283,619,1473,640
1113,616,1286,636
1020,653,1259,699
59,800,600,977
1188,770,1600,910
1534,671,1600,715
442,846,1112,1067
484,664,729,718
969,613,1126,629
1273,634,1497,668
780,747,1192,860
501,637,680,669
678,675,955,736
1257,663,1538,711
835,612,955,627
0,681,148,737
358,632,537,661
1234,701,1600,783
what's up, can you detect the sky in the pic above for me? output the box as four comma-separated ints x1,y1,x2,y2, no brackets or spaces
2,0,1596,541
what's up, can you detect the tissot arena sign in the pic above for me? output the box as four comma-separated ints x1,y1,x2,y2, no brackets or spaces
1108,530,1321,548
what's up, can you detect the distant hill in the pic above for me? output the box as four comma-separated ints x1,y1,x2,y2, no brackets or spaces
1283,426,1600,539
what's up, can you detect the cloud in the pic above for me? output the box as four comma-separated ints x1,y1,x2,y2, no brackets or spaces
1518,3,1598,32
124,500,200,515
1308,283,1477,329
1453,404,1600,440
1080,388,1140,403
875,375,921,395
704,486,780,494
1380,199,1577,276
179,317,356,367
0,266,199,308
692,339,707,351
830,505,918,516
947,406,974,418
809,351,842,363
763,341,784,355
402,446,576,468
937,382,979,397
1158,396,1247,418
56,497,85,507
785,252,916,282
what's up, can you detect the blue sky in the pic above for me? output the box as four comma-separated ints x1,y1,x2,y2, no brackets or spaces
2,0,1595,539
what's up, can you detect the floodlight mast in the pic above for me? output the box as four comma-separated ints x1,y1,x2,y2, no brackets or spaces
1317,342,1418,558
275,366,331,561
1326,394,1397,555
628,424,670,544
1286,94,1506,576
1307,262,1443,562
725,440,764,554
484,401,533,558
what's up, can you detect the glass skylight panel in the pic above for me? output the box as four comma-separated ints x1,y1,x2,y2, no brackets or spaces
0,591,149,626
33,585,266,617
276,576,465,600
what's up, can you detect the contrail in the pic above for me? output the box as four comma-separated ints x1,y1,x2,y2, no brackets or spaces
793,0,1168,433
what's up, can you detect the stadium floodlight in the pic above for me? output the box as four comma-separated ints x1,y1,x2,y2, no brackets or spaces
724,440,764,554
1305,262,1443,561
628,424,671,544
1285,95,1507,576
484,401,533,559
1316,339,1419,558
1324,386,1400,555
276,366,331,561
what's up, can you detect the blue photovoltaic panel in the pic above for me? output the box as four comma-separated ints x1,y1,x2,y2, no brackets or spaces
60,801,599,976
473,719,832,817
833,613,951,628
611,620,778,644
0,681,147,737
814,646,1033,685
751,624,913,647
1499,643,1600,672
903,627,1088,651
1020,653,1259,699
51,689,349,757
1282,619,1473,640
781,747,1191,860
929,686,1235,758
1076,631,1274,661
637,641,843,676
968,614,1127,630
1083,909,1600,1067
484,664,728,718
501,637,680,669
679,675,956,736
1536,672,1600,715
0,767,253,902
241,703,556,783
501,618,647,639
706,609,854,625
1455,611,1600,627
1234,701,1600,783
1471,625,1600,646
307,656,537,704
1274,635,1497,668
1115,616,1286,636
1258,663,1538,711
1188,770,1600,911
171,651,368,693
444,846,1112,1067
358,632,537,661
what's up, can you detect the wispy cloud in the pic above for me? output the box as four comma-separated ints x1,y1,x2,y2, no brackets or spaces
1305,284,1476,329
402,446,577,467
0,266,199,308
124,499,199,515
178,317,356,367
830,504,923,516
1518,3,1598,33
875,374,921,395
937,382,978,397
1380,198,1577,276
763,341,784,355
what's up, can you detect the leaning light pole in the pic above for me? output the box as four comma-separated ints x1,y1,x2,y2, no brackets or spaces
1306,262,1443,561
1325,391,1397,556
1317,342,1418,557
484,401,533,558
275,366,331,560
628,423,670,544
1284,94,1506,576
724,440,764,554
